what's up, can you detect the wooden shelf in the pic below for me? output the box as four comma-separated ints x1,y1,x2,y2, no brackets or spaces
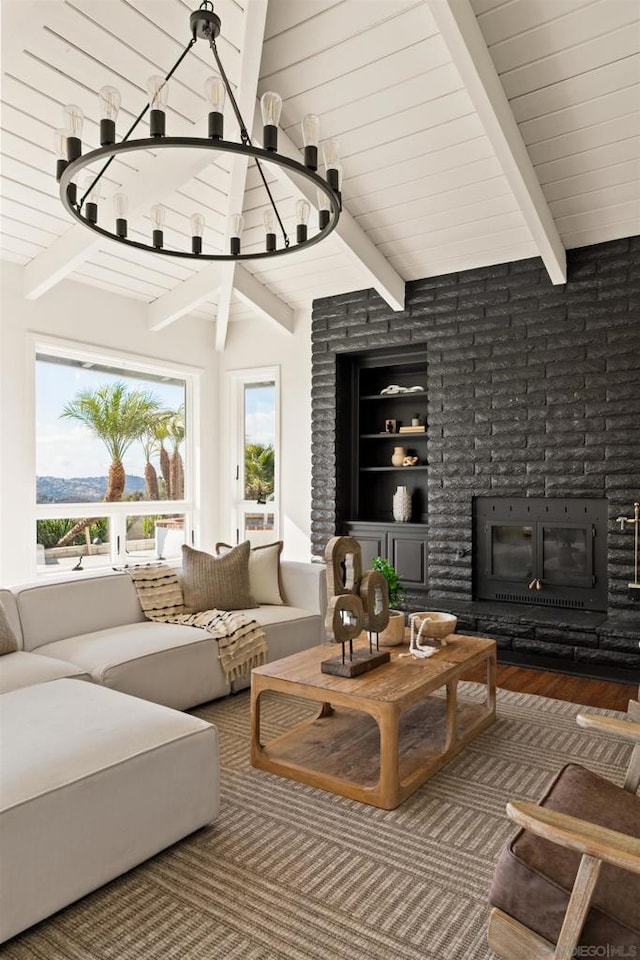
360,466,427,473
360,432,426,438
361,393,426,401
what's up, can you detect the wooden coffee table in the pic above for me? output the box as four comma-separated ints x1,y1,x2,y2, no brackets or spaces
250,634,496,809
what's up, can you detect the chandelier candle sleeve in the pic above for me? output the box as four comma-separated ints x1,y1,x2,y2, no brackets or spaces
205,73,225,139
296,199,310,244
264,210,276,253
261,92,282,152
64,104,83,161
113,193,128,239
302,114,320,171
147,75,168,137
190,212,205,254
84,175,101,225
318,189,331,230
230,213,243,256
99,85,121,146
151,204,165,249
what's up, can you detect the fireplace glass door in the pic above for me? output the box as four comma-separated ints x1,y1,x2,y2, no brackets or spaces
542,524,592,587
490,524,533,581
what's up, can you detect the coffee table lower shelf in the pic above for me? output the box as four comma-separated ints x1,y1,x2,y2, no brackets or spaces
251,685,495,809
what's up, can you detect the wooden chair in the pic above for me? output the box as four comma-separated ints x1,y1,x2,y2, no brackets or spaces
488,701,640,960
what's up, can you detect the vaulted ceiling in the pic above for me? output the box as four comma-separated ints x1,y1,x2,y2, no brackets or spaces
1,0,639,347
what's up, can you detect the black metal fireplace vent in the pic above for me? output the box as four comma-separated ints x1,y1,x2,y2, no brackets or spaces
474,497,608,612
495,592,585,609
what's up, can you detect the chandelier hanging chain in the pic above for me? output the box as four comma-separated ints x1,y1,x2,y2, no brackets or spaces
79,36,198,211
55,0,343,262
207,34,290,248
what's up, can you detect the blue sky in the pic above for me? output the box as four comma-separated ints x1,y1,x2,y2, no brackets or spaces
36,363,275,479
36,360,184,478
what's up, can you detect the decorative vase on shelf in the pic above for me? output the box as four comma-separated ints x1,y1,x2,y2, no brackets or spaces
393,485,411,522
391,446,406,467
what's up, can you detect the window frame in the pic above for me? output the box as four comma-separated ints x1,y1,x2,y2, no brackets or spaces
228,365,280,546
32,334,202,576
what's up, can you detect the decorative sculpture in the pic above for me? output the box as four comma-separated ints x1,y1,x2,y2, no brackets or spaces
321,537,391,677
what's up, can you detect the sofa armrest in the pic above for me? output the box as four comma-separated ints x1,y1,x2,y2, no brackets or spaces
280,561,326,616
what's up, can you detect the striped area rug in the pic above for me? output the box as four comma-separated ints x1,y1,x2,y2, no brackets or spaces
3,685,631,960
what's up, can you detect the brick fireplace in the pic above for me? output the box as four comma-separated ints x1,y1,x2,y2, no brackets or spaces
311,237,640,680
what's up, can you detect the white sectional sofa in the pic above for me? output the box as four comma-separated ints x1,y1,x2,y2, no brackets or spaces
0,559,326,943
0,559,326,707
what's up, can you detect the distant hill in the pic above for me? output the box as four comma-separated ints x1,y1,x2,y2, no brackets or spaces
37,475,146,503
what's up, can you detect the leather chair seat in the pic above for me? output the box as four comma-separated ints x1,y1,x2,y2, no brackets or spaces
490,762,640,948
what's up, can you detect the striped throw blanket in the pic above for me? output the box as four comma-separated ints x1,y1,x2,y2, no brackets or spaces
127,564,267,682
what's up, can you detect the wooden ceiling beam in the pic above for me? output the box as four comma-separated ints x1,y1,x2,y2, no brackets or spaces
427,0,566,285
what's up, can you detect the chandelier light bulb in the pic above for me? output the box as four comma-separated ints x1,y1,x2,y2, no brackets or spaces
317,188,331,230
147,75,168,137
83,173,100,224
113,193,128,239
261,91,282,152
99,85,121,121
323,138,340,169
230,213,243,256
296,198,310,244
151,203,166,249
98,85,121,146
302,114,320,170
64,104,84,138
63,104,84,162
190,212,205,254
205,73,225,139
54,129,69,181
264,209,276,252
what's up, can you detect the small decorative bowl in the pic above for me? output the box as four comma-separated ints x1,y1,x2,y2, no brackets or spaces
410,611,457,640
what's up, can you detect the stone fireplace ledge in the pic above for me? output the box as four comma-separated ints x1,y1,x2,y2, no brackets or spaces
416,598,640,683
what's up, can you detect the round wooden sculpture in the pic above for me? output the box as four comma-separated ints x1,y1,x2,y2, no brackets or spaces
324,593,364,643
324,536,363,597
359,570,390,634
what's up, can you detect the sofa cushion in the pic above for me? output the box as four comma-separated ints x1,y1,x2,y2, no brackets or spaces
0,601,18,655
0,679,219,943
14,572,145,651
0,651,91,694
489,762,640,948
182,541,256,611
216,540,284,605
36,621,230,710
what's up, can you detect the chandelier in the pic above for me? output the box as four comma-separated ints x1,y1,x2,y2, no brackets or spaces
54,1,342,262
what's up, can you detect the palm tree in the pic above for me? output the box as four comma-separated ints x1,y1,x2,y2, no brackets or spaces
140,426,160,500
56,383,162,547
167,405,185,500
244,443,274,501
152,413,172,498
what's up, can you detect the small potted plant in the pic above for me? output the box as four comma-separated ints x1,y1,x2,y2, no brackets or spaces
372,556,406,646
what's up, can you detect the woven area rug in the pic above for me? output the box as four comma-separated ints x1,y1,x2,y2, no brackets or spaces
3,685,631,960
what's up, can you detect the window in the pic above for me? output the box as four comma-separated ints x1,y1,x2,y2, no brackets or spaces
230,368,279,546
34,340,199,575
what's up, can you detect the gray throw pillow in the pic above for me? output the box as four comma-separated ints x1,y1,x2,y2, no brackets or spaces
0,601,19,656
182,541,257,612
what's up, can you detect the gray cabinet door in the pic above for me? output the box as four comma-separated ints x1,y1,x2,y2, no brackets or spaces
344,523,387,571
388,528,428,588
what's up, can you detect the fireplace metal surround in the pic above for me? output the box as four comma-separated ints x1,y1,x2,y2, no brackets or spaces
474,497,608,612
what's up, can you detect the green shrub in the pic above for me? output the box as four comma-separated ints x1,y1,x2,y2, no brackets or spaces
371,556,405,608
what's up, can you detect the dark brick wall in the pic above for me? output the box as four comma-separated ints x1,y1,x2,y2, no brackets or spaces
311,237,640,618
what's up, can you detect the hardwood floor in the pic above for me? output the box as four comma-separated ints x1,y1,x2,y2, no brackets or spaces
466,663,637,711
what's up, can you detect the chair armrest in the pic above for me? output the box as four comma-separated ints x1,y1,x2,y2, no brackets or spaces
576,712,640,744
506,800,640,875
280,561,326,616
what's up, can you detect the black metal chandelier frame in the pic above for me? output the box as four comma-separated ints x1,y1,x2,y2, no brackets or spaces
56,1,342,262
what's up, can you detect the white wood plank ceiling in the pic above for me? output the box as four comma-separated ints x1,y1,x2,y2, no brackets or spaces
1,0,638,345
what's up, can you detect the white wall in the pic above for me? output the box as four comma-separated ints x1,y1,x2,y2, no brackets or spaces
0,262,219,584
218,312,313,562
